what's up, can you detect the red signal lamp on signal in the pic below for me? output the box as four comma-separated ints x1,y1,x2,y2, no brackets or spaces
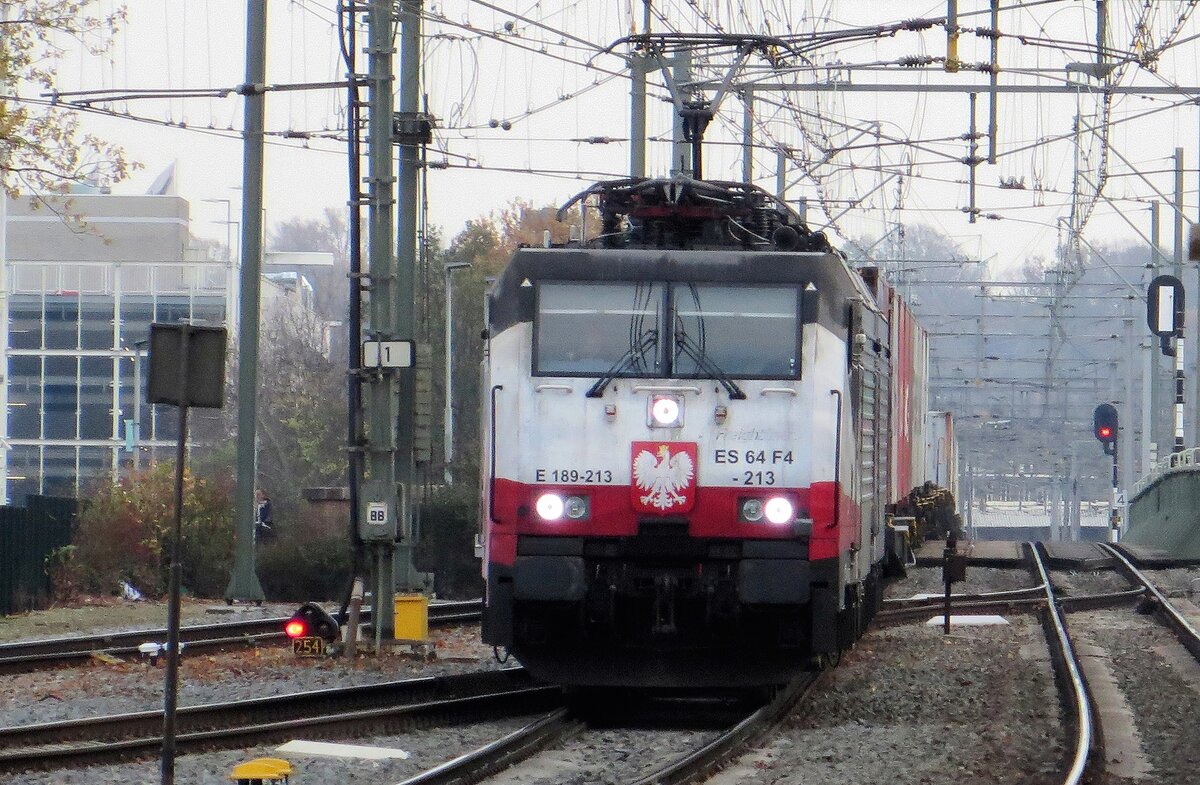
284,618,309,639
1092,403,1118,457
282,602,341,643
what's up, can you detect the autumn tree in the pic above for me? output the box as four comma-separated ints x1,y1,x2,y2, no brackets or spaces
0,1,133,193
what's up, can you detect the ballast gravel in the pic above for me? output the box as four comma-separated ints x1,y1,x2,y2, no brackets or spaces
884,565,1038,599
711,614,1065,785
1050,569,1137,596
1069,608,1200,785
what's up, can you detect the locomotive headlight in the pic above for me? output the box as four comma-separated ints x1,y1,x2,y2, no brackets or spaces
535,493,565,521
649,394,683,427
564,495,590,520
764,496,795,525
739,498,765,522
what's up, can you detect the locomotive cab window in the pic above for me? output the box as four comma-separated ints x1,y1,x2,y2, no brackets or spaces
534,282,664,376
672,284,800,379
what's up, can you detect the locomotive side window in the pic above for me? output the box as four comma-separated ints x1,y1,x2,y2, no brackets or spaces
672,285,800,379
534,282,664,376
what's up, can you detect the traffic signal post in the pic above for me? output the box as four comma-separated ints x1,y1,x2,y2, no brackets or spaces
1093,403,1121,542
1147,275,1186,455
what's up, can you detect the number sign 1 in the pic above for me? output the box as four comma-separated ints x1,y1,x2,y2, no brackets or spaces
363,340,415,368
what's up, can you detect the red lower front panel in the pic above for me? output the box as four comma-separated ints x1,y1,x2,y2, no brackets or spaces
487,478,858,566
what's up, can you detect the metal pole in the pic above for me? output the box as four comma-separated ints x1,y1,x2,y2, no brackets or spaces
1176,334,1186,453
395,0,423,595
1050,478,1060,542
776,147,786,202
1150,200,1163,463
132,349,142,472
630,54,646,178
161,328,190,785
742,89,754,183
987,0,999,164
224,0,267,604
443,262,470,483
365,0,399,644
345,0,365,576
945,0,959,72
630,0,650,178
0,194,7,503
1175,148,1188,452
967,92,977,223
671,50,692,177
1176,147,1195,448
1123,316,1134,492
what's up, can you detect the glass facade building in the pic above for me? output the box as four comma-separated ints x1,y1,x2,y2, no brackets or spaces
1,194,232,503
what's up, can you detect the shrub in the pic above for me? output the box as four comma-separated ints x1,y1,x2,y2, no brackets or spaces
257,512,354,602
54,464,235,600
417,484,483,599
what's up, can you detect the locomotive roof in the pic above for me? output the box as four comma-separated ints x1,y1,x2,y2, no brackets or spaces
488,247,879,337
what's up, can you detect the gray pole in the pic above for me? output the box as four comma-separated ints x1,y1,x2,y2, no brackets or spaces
443,262,470,484
776,146,786,202
1049,477,1060,542
132,348,142,472
1174,148,1191,449
630,55,647,178
671,50,692,177
742,89,754,183
1070,446,1081,540
987,0,999,164
160,328,190,785
395,0,424,595
365,0,399,644
1123,316,1134,493
224,0,267,604
967,92,977,223
630,0,649,178
1149,200,1161,467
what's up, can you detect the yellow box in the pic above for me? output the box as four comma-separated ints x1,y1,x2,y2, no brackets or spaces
394,593,429,641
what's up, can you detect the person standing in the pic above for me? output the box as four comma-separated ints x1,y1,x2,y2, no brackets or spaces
255,489,274,542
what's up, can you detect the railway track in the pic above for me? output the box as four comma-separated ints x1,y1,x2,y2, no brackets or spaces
0,667,553,774
876,580,1144,625
394,674,822,785
0,599,481,673
1027,542,1095,785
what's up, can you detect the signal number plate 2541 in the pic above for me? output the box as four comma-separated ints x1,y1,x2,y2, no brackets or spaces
292,637,327,657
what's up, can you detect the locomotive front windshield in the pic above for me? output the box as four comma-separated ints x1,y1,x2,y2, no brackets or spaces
673,284,799,378
534,281,800,379
535,282,663,375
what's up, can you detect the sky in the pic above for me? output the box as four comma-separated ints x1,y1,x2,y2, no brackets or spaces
37,1,1200,273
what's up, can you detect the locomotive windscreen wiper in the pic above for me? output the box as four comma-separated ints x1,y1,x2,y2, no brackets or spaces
585,330,659,398
673,328,746,400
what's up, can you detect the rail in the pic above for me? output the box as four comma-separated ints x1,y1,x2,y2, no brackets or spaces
1028,542,1095,785
0,670,556,774
1103,544,1200,661
0,599,482,672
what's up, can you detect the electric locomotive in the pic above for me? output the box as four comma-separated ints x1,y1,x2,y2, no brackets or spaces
480,177,927,688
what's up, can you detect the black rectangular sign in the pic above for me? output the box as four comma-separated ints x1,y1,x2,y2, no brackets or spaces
147,323,228,409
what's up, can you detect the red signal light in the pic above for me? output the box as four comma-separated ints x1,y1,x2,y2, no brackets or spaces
1098,426,1112,439
284,619,309,639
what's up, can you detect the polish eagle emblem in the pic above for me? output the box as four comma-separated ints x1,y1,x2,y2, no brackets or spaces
631,442,697,513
